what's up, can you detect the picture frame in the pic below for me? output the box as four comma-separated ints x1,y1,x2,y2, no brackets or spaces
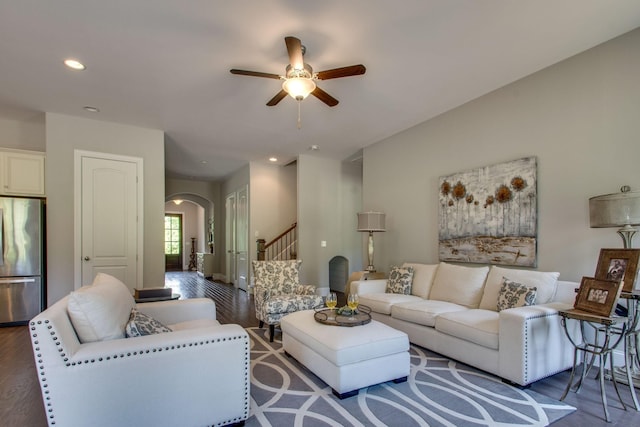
574,277,624,317
594,248,640,292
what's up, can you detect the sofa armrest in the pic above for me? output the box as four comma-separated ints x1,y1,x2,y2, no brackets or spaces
351,279,388,295
136,297,216,325
32,320,250,427
498,302,578,385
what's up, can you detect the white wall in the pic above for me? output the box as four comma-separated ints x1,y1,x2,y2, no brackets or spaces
363,28,640,282
46,113,165,304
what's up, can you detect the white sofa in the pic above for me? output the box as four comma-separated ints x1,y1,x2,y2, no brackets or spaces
30,273,249,427
352,262,580,386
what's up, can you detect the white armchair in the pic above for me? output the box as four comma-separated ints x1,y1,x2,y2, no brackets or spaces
30,280,249,427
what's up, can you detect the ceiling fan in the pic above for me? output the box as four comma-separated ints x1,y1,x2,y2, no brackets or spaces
230,36,366,107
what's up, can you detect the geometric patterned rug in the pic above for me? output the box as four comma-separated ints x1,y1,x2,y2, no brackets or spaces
245,327,575,427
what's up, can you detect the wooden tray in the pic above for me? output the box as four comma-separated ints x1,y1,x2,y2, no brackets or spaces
314,305,371,327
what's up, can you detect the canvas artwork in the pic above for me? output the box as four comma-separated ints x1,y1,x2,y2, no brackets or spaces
439,157,537,267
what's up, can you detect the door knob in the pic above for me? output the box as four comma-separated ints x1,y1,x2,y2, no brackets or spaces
84,256,90,261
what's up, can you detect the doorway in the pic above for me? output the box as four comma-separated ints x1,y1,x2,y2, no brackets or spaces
74,150,142,291
225,186,248,290
165,213,182,271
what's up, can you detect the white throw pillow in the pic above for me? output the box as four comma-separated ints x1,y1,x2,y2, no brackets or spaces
403,263,439,299
67,273,136,343
429,262,489,308
479,266,559,310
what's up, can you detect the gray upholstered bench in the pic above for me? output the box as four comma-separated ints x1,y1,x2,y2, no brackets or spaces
280,310,410,398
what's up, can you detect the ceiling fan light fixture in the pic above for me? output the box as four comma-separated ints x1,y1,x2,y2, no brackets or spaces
282,77,316,101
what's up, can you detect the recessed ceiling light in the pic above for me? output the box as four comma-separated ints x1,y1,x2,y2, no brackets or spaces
64,59,86,70
83,106,100,113
309,145,319,151
201,160,208,164
269,157,278,162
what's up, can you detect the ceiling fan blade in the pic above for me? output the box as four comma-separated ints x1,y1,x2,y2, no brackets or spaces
284,36,304,70
230,69,281,79
316,64,366,80
266,89,288,106
311,86,339,107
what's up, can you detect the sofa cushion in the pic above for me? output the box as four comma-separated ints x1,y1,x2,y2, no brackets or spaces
169,318,221,331
125,308,172,337
67,273,136,343
435,309,499,350
479,266,559,310
386,265,414,294
391,300,468,327
403,263,439,298
496,278,537,311
429,262,489,308
358,293,423,315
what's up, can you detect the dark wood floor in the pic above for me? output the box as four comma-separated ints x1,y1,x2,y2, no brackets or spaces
1,271,639,426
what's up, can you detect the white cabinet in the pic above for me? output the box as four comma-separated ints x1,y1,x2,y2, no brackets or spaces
197,253,215,279
0,149,45,196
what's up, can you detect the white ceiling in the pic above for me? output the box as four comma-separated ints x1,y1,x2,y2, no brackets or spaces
0,1,639,180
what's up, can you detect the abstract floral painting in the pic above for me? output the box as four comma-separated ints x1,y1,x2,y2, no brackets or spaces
438,157,537,267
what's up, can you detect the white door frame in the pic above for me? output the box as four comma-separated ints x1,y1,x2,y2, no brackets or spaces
73,150,144,289
236,185,249,291
225,192,236,284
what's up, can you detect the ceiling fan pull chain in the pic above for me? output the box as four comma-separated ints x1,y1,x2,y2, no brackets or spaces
297,100,302,129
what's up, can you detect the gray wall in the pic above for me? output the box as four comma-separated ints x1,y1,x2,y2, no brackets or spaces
297,155,363,287
45,113,165,304
0,114,45,151
249,161,298,264
362,28,640,282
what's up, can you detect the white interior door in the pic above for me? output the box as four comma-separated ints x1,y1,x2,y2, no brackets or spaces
236,185,248,291
75,152,141,292
225,193,236,285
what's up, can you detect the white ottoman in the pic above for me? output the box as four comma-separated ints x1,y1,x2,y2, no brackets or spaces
280,310,410,399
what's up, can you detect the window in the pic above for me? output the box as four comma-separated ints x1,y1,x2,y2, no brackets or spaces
164,214,182,255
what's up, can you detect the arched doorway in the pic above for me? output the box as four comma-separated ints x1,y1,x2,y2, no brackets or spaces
164,194,214,272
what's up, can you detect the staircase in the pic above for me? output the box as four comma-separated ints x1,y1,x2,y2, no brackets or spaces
257,222,297,261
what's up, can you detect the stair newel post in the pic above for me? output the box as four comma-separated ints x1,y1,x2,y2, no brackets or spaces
257,238,266,261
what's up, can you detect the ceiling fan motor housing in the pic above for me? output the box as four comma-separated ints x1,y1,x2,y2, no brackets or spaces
285,63,314,79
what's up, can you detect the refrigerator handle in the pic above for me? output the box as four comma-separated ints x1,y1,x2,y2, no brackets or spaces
0,211,3,267
0,278,37,284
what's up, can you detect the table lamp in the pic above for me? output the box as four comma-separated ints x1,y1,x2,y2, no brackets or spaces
357,212,386,272
589,185,640,248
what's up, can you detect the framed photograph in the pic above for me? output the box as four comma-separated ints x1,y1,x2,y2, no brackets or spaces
574,277,624,317
594,248,640,292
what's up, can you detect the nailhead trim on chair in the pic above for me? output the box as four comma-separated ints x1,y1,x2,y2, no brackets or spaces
30,319,251,427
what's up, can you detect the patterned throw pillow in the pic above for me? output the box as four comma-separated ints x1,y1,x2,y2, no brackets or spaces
496,277,537,311
125,308,172,337
386,266,415,294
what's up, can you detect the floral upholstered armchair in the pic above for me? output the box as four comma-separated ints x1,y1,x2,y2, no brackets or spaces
252,260,324,341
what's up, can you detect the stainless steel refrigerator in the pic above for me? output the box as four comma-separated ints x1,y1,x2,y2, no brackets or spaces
0,197,45,326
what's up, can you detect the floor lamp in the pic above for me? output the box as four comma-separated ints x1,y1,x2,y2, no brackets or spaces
589,185,640,389
357,212,386,272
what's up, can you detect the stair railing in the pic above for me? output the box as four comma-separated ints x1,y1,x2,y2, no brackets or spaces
257,222,297,261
